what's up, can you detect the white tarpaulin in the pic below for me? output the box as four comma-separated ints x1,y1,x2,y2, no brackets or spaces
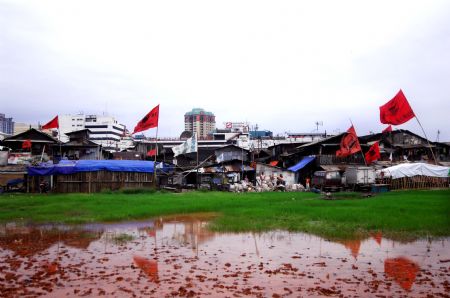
172,133,197,157
380,163,450,179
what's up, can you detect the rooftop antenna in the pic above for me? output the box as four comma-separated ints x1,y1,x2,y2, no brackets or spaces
104,100,108,116
436,130,440,142
314,121,323,132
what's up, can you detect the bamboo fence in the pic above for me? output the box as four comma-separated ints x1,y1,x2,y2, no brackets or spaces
377,176,449,190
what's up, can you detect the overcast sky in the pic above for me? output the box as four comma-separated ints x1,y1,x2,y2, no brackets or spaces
1,0,449,141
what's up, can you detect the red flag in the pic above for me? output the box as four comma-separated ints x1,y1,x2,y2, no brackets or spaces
382,125,392,133
147,148,157,157
336,125,361,157
133,105,159,134
42,116,59,129
365,141,380,165
22,139,32,149
380,90,415,125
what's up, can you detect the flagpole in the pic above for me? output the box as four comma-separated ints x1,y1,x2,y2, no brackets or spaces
154,125,159,189
414,117,437,165
196,133,199,190
58,127,62,159
349,119,367,166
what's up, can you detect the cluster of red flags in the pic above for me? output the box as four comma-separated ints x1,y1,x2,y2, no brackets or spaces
336,89,415,165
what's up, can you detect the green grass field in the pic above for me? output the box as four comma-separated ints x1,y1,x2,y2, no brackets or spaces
0,189,449,240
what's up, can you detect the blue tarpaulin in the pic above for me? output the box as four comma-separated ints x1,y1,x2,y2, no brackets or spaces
288,156,315,172
27,160,164,176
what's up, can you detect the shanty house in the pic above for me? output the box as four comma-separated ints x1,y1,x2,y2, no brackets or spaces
0,128,58,164
55,129,103,160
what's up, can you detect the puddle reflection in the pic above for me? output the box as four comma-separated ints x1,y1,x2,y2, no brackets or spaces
385,257,420,291
0,215,448,297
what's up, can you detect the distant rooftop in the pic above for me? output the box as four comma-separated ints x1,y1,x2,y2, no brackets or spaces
185,108,214,116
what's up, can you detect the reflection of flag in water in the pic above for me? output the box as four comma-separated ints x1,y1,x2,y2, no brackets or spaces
371,231,382,246
146,227,156,238
341,239,361,260
384,257,419,291
133,255,158,282
41,260,59,274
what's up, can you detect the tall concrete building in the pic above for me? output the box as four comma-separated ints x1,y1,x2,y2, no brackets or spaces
58,114,126,150
0,113,14,135
184,108,216,139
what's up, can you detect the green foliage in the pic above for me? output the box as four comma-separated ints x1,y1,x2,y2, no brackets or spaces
0,189,449,240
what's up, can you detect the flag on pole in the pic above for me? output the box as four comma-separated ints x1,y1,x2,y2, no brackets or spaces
147,148,157,157
382,125,392,133
172,133,197,157
380,90,415,125
336,125,361,157
22,139,32,150
365,142,381,165
42,116,59,129
132,104,159,134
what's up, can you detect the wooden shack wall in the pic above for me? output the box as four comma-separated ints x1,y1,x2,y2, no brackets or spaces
54,171,154,193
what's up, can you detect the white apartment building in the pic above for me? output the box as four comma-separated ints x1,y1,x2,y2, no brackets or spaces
58,114,126,150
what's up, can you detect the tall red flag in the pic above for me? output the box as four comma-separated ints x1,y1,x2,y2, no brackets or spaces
382,125,392,133
133,105,159,134
336,126,361,157
380,90,415,125
42,116,59,129
365,141,380,165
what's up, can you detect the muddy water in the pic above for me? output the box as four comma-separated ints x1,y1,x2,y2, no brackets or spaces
1,214,449,297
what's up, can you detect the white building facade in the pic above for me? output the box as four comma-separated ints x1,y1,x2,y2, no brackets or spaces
58,114,126,150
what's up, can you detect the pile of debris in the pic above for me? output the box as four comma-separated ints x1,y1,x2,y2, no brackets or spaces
229,175,306,193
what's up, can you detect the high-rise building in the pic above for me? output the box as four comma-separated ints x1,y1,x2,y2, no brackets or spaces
58,114,126,150
184,108,216,139
0,113,14,135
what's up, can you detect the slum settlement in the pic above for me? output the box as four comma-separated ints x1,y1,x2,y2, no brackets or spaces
1,125,449,194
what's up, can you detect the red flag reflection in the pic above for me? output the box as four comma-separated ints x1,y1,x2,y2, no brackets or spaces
384,257,419,291
133,255,158,282
342,239,361,260
371,231,382,246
